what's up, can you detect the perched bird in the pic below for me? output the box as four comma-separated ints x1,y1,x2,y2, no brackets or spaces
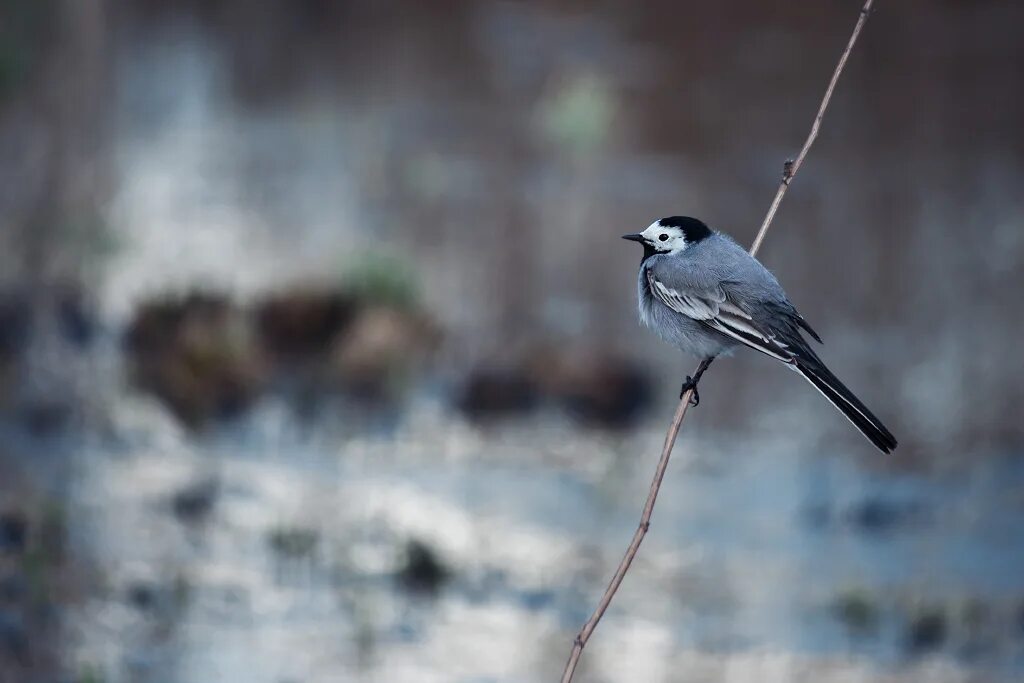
622,216,897,453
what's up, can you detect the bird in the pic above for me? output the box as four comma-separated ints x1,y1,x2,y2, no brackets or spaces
622,216,897,454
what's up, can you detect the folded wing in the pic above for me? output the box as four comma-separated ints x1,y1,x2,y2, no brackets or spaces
646,270,792,362
645,265,897,453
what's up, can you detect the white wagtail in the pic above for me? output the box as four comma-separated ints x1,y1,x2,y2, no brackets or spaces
623,216,897,453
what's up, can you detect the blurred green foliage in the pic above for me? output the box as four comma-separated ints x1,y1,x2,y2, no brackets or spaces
342,253,420,311
77,665,107,683
538,74,614,158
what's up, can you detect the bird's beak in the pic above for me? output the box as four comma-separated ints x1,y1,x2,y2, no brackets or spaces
621,233,645,243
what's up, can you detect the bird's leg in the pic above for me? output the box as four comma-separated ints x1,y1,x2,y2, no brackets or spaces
679,357,714,406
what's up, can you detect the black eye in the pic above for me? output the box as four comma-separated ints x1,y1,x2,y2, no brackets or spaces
658,234,669,241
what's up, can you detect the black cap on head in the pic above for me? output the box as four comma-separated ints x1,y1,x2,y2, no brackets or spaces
658,216,713,244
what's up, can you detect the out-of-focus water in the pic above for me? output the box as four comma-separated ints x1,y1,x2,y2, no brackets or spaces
39,393,1020,683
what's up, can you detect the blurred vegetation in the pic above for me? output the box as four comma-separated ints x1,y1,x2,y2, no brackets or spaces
538,74,614,158
125,293,266,427
0,492,89,681
396,539,451,597
906,604,948,654
76,665,107,683
340,253,421,312
831,586,880,636
124,256,441,426
267,526,319,560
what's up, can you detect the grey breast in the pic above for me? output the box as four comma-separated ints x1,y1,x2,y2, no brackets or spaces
637,252,738,359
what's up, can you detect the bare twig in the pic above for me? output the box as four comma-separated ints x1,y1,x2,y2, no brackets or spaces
560,2,875,680
750,0,874,255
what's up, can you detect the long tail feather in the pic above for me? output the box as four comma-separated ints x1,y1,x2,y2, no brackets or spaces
792,359,897,454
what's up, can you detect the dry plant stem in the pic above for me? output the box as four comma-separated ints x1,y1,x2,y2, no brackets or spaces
559,395,693,682
560,2,875,681
749,0,875,256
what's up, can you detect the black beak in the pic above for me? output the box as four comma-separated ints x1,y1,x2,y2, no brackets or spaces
621,233,645,243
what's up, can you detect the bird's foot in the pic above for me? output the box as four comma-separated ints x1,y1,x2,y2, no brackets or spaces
679,376,700,406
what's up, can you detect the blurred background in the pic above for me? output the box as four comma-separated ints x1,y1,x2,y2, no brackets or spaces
1,1,1023,681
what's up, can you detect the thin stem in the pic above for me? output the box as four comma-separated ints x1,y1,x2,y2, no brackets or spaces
560,396,692,683
749,0,874,257
559,2,875,680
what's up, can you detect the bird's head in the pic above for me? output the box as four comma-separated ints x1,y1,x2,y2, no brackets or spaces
622,216,713,257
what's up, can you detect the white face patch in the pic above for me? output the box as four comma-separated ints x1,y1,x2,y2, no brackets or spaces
640,221,689,253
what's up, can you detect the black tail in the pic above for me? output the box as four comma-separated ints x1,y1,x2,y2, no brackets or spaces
793,358,898,454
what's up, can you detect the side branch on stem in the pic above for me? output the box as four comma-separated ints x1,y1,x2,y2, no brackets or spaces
559,2,875,681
